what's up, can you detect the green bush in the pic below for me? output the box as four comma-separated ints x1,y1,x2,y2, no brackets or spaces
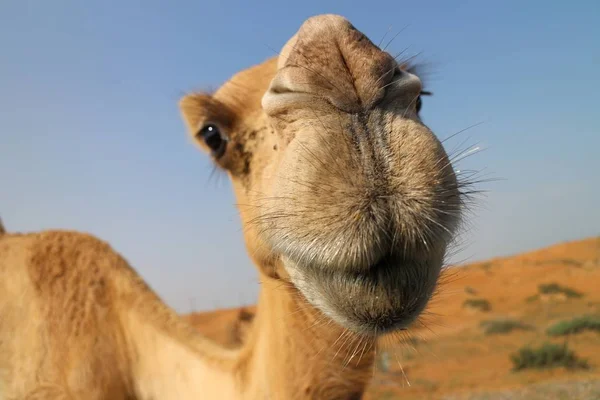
538,283,583,298
480,319,534,335
510,342,589,371
462,298,491,311
546,315,600,336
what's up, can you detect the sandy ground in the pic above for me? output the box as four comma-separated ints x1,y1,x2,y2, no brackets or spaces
439,379,600,400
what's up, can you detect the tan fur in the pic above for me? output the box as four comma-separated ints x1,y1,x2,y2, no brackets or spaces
0,14,464,399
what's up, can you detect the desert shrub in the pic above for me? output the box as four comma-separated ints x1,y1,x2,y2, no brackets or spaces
405,335,420,346
376,391,399,400
463,298,491,312
464,286,478,295
525,294,539,303
534,258,582,267
510,342,589,371
480,319,534,335
412,378,439,391
559,258,583,267
538,283,583,298
546,315,600,336
480,262,493,270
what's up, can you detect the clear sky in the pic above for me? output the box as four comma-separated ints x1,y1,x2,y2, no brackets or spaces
1,1,598,313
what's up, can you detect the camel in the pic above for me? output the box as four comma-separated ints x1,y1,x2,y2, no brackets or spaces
0,14,466,399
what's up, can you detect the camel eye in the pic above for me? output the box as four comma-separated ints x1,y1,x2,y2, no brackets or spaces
197,123,227,159
416,91,432,115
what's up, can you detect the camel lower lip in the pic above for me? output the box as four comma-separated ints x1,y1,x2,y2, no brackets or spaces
283,253,442,335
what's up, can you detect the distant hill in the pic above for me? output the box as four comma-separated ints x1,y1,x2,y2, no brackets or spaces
185,305,255,349
187,236,600,399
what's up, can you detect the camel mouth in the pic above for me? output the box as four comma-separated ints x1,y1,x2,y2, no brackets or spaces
283,250,444,336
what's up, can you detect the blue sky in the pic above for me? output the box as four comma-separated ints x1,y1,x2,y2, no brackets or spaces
1,0,598,313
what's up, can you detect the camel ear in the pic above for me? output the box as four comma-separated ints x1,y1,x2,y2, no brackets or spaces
399,62,433,96
238,308,254,322
178,93,214,135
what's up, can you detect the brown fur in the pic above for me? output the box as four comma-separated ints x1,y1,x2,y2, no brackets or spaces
0,14,465,399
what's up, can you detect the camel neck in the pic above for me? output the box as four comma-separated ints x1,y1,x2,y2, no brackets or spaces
125,307,242,399
120,271,242,400
122,271,375,399
238,277,376,399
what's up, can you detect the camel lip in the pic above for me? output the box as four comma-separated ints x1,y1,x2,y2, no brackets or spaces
283,252,441,336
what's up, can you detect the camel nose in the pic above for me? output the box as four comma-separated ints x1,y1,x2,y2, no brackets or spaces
263,14,421,114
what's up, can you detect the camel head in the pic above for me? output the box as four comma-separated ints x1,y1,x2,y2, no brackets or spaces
179,14,462,337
